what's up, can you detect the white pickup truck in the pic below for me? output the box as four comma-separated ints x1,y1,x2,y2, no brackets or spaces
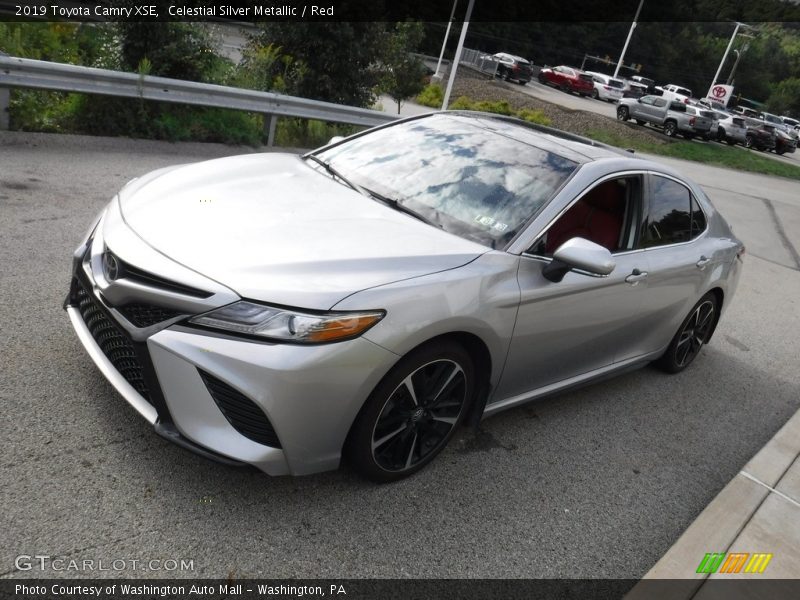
616,95,712,139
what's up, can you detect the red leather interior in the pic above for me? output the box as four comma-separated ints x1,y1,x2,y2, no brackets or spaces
545,180,627,253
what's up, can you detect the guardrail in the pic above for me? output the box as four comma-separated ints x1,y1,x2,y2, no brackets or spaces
0,55,398,144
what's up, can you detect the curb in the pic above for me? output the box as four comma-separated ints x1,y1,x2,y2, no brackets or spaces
626,405,800,598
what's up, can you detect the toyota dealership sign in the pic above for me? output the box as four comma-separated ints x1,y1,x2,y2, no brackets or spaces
707,84,735,106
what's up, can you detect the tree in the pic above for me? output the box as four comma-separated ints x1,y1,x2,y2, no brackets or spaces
382,22,427,114
767,78,800,117
250,23,386,107
116,22,224,82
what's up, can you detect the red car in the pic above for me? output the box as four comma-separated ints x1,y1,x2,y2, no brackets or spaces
537,66,594,96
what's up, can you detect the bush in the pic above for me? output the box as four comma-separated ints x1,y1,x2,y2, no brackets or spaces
445,95,552,125
416,84,444,108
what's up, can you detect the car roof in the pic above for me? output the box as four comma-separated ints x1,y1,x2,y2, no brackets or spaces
434,112,631,163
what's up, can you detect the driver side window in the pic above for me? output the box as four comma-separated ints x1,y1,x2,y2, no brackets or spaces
529,176,642,257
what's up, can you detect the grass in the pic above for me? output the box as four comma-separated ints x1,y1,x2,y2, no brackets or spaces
585,128,800,181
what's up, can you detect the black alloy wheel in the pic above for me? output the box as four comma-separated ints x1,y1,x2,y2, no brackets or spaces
655,294,718,373
346,341,474,482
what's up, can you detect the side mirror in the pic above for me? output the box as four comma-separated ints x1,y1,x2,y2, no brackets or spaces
327,136,345,146
542,238,616,283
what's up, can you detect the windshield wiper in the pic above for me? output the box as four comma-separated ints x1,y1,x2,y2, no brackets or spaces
304,155,440,229
304,154,370,197
363,188,442,228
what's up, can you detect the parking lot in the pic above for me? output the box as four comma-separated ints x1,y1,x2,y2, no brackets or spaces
503,77,800,167
2,130,799,579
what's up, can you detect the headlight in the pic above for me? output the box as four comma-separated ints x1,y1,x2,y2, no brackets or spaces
190,301,385,344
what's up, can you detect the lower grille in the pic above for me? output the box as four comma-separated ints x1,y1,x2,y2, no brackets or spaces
199,370,282,448
74,279,151,401
118,303,182,328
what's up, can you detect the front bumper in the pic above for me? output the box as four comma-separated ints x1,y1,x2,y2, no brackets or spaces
66,218,400,476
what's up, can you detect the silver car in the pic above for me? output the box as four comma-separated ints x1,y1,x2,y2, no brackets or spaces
66,113,744,482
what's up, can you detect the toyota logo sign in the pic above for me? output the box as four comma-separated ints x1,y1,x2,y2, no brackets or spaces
712,86,727,99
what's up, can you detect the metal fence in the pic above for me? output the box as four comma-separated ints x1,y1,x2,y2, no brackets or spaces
459,49,500,78
0,55,398,145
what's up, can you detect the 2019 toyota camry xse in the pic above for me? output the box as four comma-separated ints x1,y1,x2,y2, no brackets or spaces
65,112,744,482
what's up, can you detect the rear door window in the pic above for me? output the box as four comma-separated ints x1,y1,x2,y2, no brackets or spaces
643,175,693,247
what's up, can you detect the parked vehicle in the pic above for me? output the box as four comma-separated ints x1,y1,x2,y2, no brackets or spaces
584,71,625,102
631,75,656,93
621,79,648,98
659,84,693,104
538,66,594,96
493,53,533,85
772,127,797,155
732,106,760,118
781,116,799,134
64,111,743,482
716,114,748,146
684,106,717,140
744,118,777,151
761,111,799,141
617,95,711,139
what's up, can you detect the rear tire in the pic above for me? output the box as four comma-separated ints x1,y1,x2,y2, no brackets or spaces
664,121,678,137
345,341,475,483
654,293,718,374
745,135,754,149
591,89,599,100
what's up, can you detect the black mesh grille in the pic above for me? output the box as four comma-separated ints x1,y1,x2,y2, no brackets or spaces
74,279,151,401
118,303,182,328
199,370,282,448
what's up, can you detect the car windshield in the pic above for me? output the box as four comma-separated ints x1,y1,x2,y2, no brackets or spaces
677,87,692,97
315,115,578,248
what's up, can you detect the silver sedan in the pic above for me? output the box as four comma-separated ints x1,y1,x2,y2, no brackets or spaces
65,112,744,482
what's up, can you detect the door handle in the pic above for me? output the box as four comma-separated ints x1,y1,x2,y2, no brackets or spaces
696,256,711,269
625,269,648,285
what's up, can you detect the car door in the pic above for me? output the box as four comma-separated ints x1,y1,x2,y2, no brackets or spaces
492,174,650,401
632,96,655,120
625,173,718,357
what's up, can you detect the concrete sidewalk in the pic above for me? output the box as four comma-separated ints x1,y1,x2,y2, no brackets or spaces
628,406,800,597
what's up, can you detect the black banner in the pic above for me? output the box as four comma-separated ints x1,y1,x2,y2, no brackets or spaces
2,0,800,23
5,580,800,600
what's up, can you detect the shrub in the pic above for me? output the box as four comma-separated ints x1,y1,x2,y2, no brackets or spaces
416,84,444,108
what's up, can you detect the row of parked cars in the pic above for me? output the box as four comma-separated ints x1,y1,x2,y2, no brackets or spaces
524,59,799,156
489,52,798,156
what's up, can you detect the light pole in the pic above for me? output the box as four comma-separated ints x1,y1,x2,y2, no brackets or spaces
613,0,644,79
441,0,475,110
434,0,459,79
709,22,748,93
726,40,750,86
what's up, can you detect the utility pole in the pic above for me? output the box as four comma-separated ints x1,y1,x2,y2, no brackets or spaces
434,0,459,79
710,22,742,92
613,0,644,79
441,0,475,110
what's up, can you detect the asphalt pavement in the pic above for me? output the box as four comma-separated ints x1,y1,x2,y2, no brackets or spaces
2,131,799,579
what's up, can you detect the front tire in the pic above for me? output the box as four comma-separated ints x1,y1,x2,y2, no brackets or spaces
345,341,475,482
655,293,718,374
617,106,630,121
745,135,754,149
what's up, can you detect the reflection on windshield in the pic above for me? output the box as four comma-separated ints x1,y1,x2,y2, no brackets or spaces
317,115,577,248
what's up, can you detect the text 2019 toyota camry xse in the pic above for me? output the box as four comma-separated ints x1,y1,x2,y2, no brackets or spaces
66,112,744,482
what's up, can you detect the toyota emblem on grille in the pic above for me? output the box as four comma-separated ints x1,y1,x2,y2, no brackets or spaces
103,252,120,280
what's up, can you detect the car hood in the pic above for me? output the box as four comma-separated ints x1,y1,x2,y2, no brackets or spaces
118,153,487,308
